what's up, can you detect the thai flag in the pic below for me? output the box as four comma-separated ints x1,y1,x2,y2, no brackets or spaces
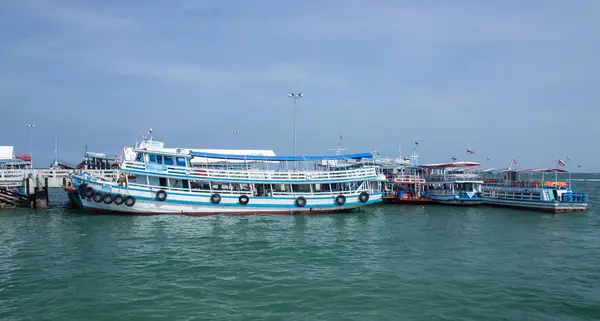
466,148,474,155
147,128,153,136
512,158,518,165
452,156,457,161
558,159,566,167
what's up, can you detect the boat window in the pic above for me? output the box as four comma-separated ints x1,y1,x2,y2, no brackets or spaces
156,155,163,164
176,157,186,167
212,181,232,191
135,153,143,162
291,184,311,193
169,179,186,189
190,180,210,192
164,156,174,166
159,177,167,187
272,184,291,193
148,154,157,163
147,176,160,187
128,174,146,185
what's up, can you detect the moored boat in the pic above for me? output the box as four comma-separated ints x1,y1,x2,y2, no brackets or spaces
381,150,431,204
482,168,587,213
70,141,382,215
421,161,484,206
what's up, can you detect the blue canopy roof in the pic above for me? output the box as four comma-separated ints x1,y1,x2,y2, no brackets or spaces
188,151,374,161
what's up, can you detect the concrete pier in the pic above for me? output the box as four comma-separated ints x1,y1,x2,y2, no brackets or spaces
0,169,118,209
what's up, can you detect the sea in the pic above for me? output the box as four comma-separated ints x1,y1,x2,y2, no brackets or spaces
1,174,599,320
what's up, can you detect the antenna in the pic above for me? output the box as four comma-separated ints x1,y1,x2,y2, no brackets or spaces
329,134,347,156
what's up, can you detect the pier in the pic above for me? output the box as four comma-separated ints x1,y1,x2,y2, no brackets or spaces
0,169,118,209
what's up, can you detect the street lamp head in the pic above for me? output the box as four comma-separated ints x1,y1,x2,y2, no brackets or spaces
298,93,303,97
25,124,36,127
287,93,294,97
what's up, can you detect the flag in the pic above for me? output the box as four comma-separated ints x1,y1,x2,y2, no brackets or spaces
452,156,457,161
415,141,419,146
512,158,518,165
147,128,153,136
558,159,566,167
466,148,474,155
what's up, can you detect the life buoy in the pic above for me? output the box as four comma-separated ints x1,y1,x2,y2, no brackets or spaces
156,190,167,201
113,194,124,205
359,191,370,203
197,170,207,177
295,196,307,207
103,194,114,204
239,195,250,205
335,194,346,206
210,193,221,204
84,186,95,198
93,191,103,203
124,195,136,207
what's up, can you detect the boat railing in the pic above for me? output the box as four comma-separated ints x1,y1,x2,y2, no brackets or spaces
121,161,377,182
125,181,368,196
427,173,483,182
483,180,569,189
392,175,426,183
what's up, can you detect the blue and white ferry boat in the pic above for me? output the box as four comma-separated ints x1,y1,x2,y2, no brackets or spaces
421,161,484,206
70,140,382,215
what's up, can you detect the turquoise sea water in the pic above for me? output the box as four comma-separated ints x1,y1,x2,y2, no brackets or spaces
1,175,599,320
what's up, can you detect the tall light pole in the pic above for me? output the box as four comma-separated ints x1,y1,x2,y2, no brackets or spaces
287,93,303,156
25,124,35,169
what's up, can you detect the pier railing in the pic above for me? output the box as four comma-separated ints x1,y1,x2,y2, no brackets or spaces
0,169,119,188
121,161,378,182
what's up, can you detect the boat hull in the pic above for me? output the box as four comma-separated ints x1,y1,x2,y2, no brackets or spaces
72,176,382,215
433,199,483,206
383,197,432,205
484,198,587,213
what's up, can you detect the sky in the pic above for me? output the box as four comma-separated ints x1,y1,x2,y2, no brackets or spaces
0,0,598,171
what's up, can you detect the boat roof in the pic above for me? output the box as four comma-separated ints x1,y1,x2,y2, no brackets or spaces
188,151,373,161
420,161,481,168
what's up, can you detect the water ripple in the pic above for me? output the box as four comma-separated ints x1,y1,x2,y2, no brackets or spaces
1,182,600,320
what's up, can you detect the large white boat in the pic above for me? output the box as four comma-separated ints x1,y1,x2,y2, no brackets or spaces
482,168,588,213
70,141,382,215
421,161,484,206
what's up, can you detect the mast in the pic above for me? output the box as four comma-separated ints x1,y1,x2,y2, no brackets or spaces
54,138,59,167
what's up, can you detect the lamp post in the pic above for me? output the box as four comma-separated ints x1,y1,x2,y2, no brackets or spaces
25,124,35,169
287,93,303,156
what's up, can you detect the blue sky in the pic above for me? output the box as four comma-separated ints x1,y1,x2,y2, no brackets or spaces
0,0,598,171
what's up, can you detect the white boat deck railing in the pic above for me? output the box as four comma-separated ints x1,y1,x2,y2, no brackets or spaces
391,175,426,183
121,161,378,182
427,173,483,182
125,181,367,196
